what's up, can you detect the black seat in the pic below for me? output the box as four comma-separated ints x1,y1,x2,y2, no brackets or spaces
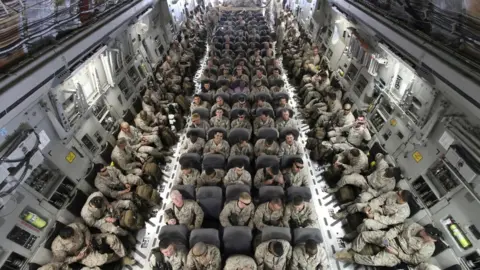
227,155,251,171
261,226,291,243
279,128,300,142
198,93,213,105
179,153,202,172
257,127,279,140
293,228,323,244
192,107,210,120
225,184,251,202
132,96,142,113
122,109,134,124
286,187,312,202
159,225,189,246
367,141,388,164
190,228,221,248
228,128,251,144
172,185,196,200
407,196,422,218
203,154,226,170
280,155,302,170
255,155,279,169
66,189,88,217
230,108,249,120
196,186,223,228
207,127,228,141
258,186,284,203
213,93,230,105
187,128,207,140
99,142,114,164
223,226,253,257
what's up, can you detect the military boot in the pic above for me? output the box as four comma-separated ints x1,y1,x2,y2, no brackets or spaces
149,150,166,164
334,249,355,263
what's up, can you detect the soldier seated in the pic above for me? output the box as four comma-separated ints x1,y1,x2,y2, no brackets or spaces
224,255,257,270
333,190,412,233
230,110,252,132
224,163,252,186
251,96,273,115
326,103,355,137
94,165,143,200
181,130,206,155
150,238,187,270
118,122,166,157
291,239,328,270
279,132,304,157
80,192,136,236
51,222,135,268
335,221,440,267
198,167,225,188
164,190,204,230
230,79,250,95
330,116,372,152
210,108,230,130
254,136,280,157
253,111,275,136
276,109,297,131
211,95,232,116
277,96,292,110
220,192,255,228
134,111,161,134
253,198,285,231
204,130,230,159
333,148,369,177
254,165,284,189
111,138,144,175
186,242,222,270
191,113,211,133
254,239,292,270
191,94,210,111
284,158,309,187
174,163,201,186
230,138,254,160
283,196,316,228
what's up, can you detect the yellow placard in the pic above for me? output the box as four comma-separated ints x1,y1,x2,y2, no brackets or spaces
390,119,397,126
412,151,423,163
65,152,76,163
367,104,374,112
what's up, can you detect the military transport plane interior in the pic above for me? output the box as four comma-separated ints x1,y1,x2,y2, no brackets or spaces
0,0,479,270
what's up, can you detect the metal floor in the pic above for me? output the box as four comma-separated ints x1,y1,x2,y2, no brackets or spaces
124,36,362,270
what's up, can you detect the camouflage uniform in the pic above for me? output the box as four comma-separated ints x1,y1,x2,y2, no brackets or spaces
118,126,162,153
211,103,232,115
283,202,316,228
254,139,280,157
175,168,201,186
337,150,369,175
111,145,143,175
254,168,285,189
164,200,204,230
253,202,285,230
223,168,252,186
291,244,328,270
279,141,304,157
191,120,211,133
181,138,206,155
80,233,127,267
204,139,231,159
230,143,254,159
250,85,270,97
251,102,273,114
150,246,187,270
231,119,253,133
94,167,143,200
81,192,134,236
232,102,251,111
275,118,297,131
285,167,309,187
186,244,222,270
316,99,343,127
331,126,372,152
219,200,255,228
224,255,257,270
337,171,396,202
352,221,435,267
198,169,225,187
210,116,230,130
253,117,275,136
254,240,292,270
191,101,210,111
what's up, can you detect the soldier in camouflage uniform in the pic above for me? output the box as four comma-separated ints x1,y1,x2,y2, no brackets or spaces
81,191,136,236
164,190,204,230
283,196,316,228
250,79,270,98
277,97,292,110
251,96,273,115
218,67,233,82
254,137,280,157
233,66,250,82
204,131,230,159
253,111,275,136
51,222,134,267
224,255,257,270
94,165,144,200
153,238,188,270
254,239,292,270
174,164,201,186
186,242,222,270
279,132,304,157
198,167,225,188
230,111,253,133
141,97,167,125
268,68,283,86
253,198,285,230
230,138,254,160
134,110,165,134
232,96,251,111
211,95,232,116
254,165,285,189
111,138,144,175
210,108,230,130
191,95,210,111
275,109,297,131
181,130,205,155
219,192,255,228
291,239,328,270
251,69,269,87
223,165,252,186
118,122,163,153
284,158,309,187
191,113,211,133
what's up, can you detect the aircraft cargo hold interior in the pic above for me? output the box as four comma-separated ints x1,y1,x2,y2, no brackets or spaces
0,0,479,270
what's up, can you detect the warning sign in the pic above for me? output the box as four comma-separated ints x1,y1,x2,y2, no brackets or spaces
412,151,423,163
65,152,76,163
